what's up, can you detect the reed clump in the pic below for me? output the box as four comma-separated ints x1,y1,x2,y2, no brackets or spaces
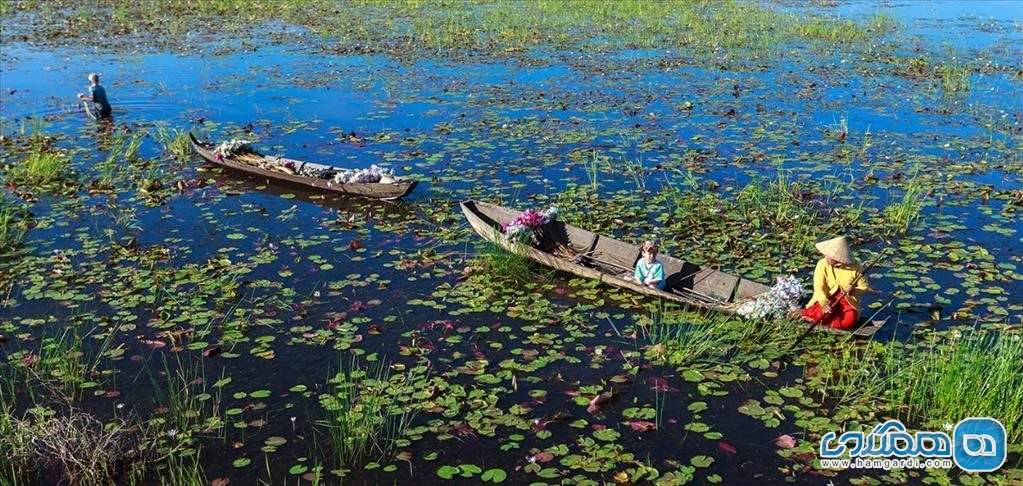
881,175,924,235
318,358,423,468
3,141,71,188
939,62,971,96
808,328,1023,444
154,125,194,160
0,193,30,256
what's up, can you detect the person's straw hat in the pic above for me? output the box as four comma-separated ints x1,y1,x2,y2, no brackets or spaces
815,236,856,265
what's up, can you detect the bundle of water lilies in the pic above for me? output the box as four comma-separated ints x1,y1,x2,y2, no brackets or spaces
213,139,253,158
331,165,395,184
501,206,558,244
735,275,804,319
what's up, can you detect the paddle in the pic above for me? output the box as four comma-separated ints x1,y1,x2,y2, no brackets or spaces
784,247,889,354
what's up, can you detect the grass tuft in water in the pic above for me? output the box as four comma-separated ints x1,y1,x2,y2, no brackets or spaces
939,62,971,96
317,358,422,469
893,329,1023,442
584,150,607,192
809,327,1023,444
3,140,71,188
469,240,535,283
639,306,802,368
95,131,147,189
0,193,30,256
881,174,924,234
147,355,224,468
154,125,194,160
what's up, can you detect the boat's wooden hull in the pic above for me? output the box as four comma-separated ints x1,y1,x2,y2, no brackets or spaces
189,133,417,200
460,200,884,336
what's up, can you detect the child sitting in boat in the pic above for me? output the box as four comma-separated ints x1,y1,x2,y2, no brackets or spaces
78,73,112,118
632,241,665,290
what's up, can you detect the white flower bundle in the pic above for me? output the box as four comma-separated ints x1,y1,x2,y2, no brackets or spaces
298,165,334,179
214,139,253,157
736,275,805,320
331,165,394,184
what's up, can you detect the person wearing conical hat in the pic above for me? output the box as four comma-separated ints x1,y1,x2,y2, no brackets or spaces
800,236,869,329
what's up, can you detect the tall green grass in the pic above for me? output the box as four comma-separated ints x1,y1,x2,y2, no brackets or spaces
895,330,1023,441
94,131,146,189
639,307,803,367
147,356,224,463
881,175,924,234
584,150,608,192
4,327,113,400
154,125,194,160
809,328,1023,444
4,120,71,188
317,358,422,468
0,194,30,256
0,362,32,483
4,144,70,188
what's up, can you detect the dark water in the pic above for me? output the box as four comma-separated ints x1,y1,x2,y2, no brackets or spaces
1,2,1021,484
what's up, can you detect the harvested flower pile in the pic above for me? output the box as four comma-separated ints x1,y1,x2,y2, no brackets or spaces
501,207,558,244
735,276,804,319
211,139,397,184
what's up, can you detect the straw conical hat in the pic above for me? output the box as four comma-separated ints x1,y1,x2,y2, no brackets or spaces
815,236,856,265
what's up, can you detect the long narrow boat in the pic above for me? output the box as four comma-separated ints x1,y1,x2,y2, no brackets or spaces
189,133,417,200
461,200,884,337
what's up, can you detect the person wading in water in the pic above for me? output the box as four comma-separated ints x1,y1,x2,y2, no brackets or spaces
78,73,112,118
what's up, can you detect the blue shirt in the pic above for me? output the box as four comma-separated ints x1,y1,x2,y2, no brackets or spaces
634,259,666,290
89,84,111,113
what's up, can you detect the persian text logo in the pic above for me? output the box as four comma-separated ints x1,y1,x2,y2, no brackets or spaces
819,418,1006,473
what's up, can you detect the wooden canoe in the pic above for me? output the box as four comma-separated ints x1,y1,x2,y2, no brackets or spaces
461,200,885,337
189,133,417,200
